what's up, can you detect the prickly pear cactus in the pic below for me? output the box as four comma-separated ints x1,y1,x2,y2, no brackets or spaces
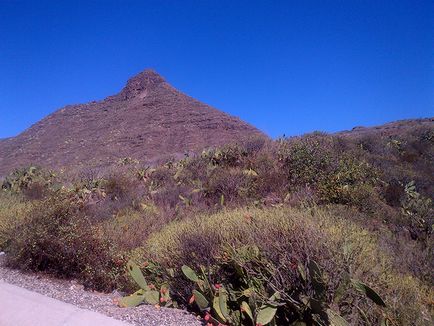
118,260,172,308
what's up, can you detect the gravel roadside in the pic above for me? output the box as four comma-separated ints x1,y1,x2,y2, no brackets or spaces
0,253,202,326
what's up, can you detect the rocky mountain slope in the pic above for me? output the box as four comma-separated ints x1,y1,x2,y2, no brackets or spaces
0,70,265,175
338,118,433,138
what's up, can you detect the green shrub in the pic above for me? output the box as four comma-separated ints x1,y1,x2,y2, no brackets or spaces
277,134,334,187
317,156,378,205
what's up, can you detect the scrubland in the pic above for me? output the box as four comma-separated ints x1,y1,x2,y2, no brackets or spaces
1,125,432,325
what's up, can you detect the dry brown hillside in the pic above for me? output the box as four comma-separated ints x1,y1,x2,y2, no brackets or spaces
0,70,265,175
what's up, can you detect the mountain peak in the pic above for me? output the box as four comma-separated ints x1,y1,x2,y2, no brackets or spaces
120,69,166,99
132,69,165,83
0,70,265,175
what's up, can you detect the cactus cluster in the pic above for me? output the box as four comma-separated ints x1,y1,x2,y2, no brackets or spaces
295,260,388,325
401,181,433,238
181,264,279,325
1,166,58,193
180,245,389,326
118,260,173,308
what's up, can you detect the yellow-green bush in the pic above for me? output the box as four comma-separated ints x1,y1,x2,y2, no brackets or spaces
99,204,163,251
4,192,125,291
144,207,433,325
0,192,33,250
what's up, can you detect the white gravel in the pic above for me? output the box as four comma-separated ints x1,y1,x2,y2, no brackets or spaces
0,254,202,326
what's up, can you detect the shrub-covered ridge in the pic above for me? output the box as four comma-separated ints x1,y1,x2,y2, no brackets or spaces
0,122,432,325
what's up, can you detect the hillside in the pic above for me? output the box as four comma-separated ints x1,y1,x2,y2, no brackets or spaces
0,116,433,325
0,70,264,176
339,118,434,137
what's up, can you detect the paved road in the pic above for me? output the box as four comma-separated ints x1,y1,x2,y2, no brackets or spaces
0,281,132,326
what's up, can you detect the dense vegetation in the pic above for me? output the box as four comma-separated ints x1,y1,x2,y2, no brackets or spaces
0,124,433,325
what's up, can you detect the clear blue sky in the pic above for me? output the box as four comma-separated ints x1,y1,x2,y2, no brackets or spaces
0,0,433,138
